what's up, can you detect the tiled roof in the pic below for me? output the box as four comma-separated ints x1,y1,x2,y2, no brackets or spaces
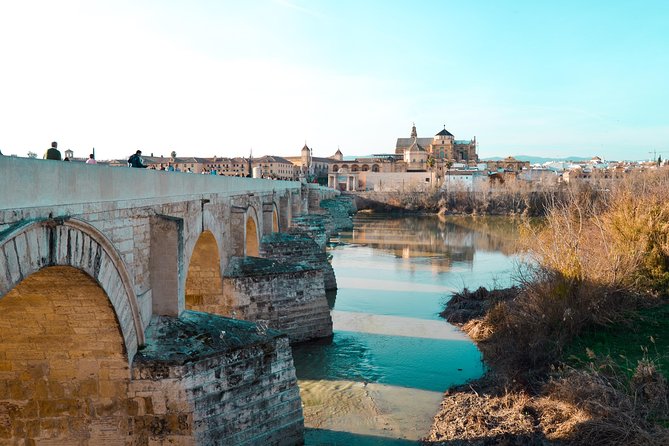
436,128,454,137
255,155,293,164
407,139,425,152
396,137,433,149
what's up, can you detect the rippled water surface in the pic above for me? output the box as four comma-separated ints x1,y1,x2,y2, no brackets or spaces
293,213,521,445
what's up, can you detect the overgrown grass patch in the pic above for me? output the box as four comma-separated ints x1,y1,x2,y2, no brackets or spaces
564,303,669,380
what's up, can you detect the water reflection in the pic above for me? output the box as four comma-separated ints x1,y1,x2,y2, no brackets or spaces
337,214,521,263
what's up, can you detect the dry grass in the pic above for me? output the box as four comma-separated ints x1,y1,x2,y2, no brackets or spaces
541,362,669,446
423,377,544,445
424,361,669,445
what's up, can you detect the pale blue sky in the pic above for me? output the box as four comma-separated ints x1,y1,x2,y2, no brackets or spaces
1,0,667,161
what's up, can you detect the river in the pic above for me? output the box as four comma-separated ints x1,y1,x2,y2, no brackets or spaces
291,213,521,445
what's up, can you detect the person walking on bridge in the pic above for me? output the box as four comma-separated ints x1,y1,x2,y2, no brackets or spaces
128,150,147,168
44,141,62,160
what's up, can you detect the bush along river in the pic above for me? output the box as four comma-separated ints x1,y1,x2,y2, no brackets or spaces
291,213,522,445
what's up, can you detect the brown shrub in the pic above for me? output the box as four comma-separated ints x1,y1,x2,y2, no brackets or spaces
526,169,669,296
469,271,638,383
631,359,669,417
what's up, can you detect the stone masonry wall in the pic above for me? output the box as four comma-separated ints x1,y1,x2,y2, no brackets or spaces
132,312,303,445
260,232,337,291
222,257,333,343
318,198,354,232
288,215,333,252
0,267,133,444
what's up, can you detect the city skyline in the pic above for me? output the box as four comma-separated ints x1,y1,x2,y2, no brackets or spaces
1,0,668,161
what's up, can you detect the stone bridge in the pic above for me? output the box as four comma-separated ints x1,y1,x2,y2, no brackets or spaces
0,156,353,445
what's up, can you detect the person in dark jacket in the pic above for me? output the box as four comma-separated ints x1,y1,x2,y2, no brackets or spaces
44,141,62,160
128,150,147,168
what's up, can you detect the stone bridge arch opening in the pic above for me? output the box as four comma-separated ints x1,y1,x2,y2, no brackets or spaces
0,219,143,358
245,213,259,257
0,266,132,443
272,206,279,232
185,230,224,314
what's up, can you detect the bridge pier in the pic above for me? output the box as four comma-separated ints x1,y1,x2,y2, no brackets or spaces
132,311,303,445
260,232,337,291
221,257,333,343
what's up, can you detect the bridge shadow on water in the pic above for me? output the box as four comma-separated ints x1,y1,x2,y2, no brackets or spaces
305,428,419,446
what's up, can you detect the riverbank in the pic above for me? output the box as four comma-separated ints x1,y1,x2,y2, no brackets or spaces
349,188,564,217
423,287,669,445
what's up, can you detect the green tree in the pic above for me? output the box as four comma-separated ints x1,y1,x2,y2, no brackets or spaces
170,150,177,159
27,151,37,158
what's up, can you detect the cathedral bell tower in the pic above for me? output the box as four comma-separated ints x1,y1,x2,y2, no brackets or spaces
301,143,312,176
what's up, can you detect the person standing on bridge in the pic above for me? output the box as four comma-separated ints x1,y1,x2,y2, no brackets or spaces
128,150,147,168
85,153,97,164
43,141,62,160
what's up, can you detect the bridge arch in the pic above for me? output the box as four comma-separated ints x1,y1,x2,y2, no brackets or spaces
272,205,280,232
0,265,133,442
245,207,260,257
0,218,144,359
185,230,224,313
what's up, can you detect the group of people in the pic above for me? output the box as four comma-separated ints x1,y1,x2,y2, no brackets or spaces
43,141,97,164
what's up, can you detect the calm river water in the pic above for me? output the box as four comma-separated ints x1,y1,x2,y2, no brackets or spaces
292,213,521,445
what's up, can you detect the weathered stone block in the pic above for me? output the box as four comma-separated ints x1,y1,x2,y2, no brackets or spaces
132,312,304,445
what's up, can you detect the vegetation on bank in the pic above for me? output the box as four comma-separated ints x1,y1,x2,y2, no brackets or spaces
355,178,579,216
425,170,669,445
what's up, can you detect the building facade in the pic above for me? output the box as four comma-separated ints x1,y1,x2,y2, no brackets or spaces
395,124,477,163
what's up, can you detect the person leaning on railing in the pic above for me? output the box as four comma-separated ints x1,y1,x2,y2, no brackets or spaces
128,150,148,168
44,141,62,160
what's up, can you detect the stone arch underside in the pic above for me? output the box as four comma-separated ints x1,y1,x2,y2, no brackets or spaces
245,213,259,257
185,230,225,314
0,219,144,360
272,208,279,232
0,266,132,443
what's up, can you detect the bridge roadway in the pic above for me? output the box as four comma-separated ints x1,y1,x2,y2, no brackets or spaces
0,156,340,445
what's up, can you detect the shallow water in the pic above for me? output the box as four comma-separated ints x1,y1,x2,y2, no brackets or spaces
292,214,521,445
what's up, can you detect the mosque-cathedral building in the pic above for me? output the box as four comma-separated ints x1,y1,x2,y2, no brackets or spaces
327,123,479,191
395,123,477,164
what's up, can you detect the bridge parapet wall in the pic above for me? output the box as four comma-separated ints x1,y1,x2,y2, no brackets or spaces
0,156,301,210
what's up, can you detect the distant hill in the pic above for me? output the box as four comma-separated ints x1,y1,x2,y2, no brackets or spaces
482,155,592,164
